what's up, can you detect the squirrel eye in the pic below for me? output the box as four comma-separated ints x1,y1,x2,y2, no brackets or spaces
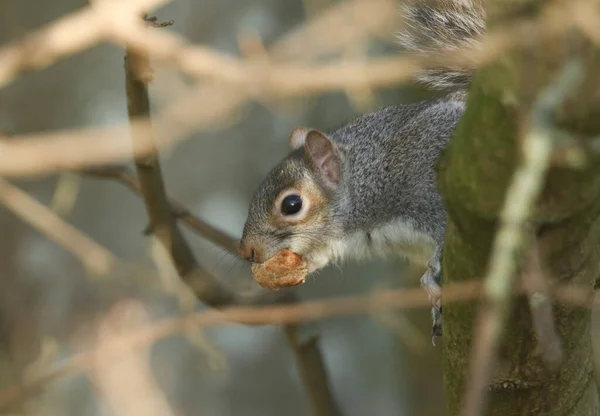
280,194,303,216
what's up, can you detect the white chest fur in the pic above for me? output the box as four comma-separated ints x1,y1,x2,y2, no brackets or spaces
305,218,436,272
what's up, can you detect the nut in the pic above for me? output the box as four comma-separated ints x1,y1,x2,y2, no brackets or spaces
251,249,308,290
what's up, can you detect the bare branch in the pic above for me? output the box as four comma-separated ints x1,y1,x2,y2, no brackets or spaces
0,272,596,411
0,0,172,89
284,324,343,416
0,177,117,276
88,299,177,416
0,279,480,410
0,0,593,179
81,165,240,253
0,277,595,411
123,23,341,416
123,26,275,308
521,238,563,369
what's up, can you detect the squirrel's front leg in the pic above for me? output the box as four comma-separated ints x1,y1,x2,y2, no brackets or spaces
420,247,442,345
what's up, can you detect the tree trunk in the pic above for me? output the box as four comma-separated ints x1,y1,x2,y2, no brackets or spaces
437,1,600,414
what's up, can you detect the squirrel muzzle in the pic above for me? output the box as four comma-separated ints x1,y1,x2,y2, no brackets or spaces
239,237,270,264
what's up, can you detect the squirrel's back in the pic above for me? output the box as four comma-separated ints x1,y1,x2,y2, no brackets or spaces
329,91,466,241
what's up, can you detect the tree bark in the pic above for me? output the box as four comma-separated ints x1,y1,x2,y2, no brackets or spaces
437,1,600,414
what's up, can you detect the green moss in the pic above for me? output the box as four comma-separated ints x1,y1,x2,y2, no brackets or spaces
438,61,521,223
436,15,600,416
441,221,488,414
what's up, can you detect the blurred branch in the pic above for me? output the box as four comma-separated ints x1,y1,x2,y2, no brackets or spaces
284,325,343,416
267,0,398,60
125,45,253,306
0,0,172,89
0,279,477,411
460,59,584,416
3,0,596,93
88,299,177,416
0,0,400,91
123,22,341,416
521,238,563,369
81,165,239,253
0,277,595,410
0,0,399,179
0,177,117,276
0,0,598,178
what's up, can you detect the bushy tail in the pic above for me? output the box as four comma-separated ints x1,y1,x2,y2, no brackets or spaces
396,0,486,90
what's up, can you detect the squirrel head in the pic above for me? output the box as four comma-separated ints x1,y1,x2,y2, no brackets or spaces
240,128,345,273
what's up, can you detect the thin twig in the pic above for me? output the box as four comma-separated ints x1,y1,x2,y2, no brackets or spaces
0,177,117,276
460,59,585,416
123,22,341,416
122,39,284,307
521,237,563,369
81,165,239,253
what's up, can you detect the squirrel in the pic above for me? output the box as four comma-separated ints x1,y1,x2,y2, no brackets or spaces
239,0,486,344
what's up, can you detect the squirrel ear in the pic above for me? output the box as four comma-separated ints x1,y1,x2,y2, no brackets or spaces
289,127,309,150
304,130,341,188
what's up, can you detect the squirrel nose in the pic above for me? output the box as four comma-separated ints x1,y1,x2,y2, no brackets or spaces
239,242,257,262
239,240,268,263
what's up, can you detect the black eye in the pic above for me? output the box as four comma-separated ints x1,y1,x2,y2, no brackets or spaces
281,194,303,216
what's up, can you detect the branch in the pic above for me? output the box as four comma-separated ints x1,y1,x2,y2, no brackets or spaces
2,0,592,94
0,277,595,410
123,20,341,416
0,0,172,89
124,29,275,307
0,177,117,276
0,0,401,90
88,299,177,416
0,280,476,410
0,0,596,179
81,165,239,253
521,237,563,369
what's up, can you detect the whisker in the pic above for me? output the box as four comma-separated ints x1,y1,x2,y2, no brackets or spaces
223,255,243,280
210,247,235,275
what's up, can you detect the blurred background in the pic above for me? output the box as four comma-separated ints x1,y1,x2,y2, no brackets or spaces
6,0,596,415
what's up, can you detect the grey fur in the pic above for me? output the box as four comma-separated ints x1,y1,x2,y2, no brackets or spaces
328,94,464,240
241,0,485,342
397,0,485,89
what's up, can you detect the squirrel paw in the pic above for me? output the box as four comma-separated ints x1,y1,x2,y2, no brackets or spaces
431,303,442,346
420,267,443,345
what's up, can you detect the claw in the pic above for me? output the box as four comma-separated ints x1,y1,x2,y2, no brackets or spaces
420,255,443,346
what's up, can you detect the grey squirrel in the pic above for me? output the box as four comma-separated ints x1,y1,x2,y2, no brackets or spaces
239,0,486,344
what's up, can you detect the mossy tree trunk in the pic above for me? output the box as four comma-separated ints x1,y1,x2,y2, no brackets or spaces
437,0,600,414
